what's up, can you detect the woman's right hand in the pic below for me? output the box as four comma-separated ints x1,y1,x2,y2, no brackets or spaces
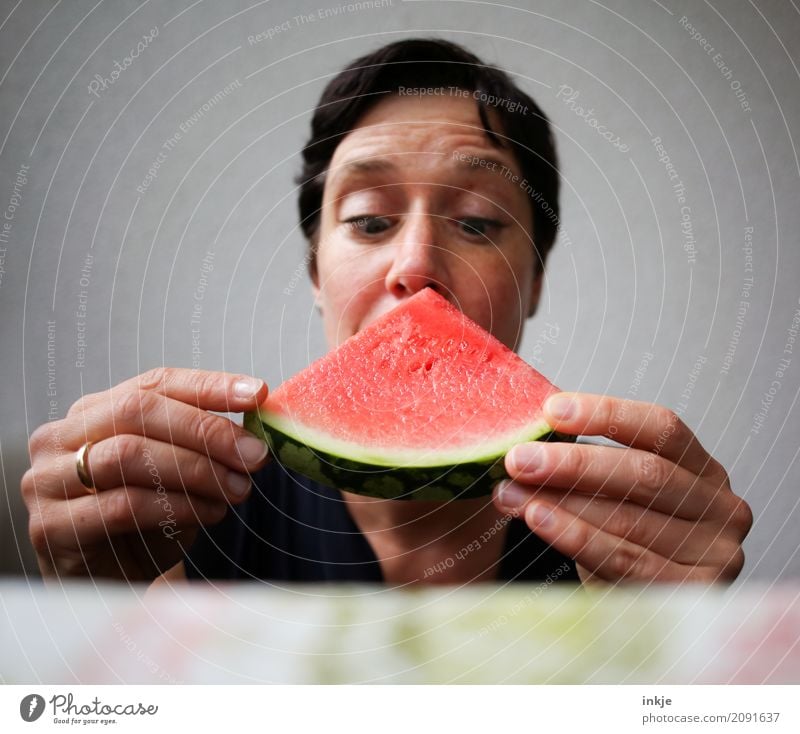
21,368,270,582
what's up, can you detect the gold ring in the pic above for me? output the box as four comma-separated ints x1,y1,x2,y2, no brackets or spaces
76,441,96,494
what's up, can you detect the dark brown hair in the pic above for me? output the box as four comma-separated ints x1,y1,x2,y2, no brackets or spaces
297,38,560,277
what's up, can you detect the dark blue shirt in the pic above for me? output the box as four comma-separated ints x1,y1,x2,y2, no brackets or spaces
184,460,579,583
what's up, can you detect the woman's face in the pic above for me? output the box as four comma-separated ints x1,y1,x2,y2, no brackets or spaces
313,93,541,351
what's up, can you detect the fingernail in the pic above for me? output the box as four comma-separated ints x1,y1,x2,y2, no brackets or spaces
509,443,544,474
497,481,532,510
529,503,556,529
236,436,268,464
226,471,251,498
234,378,263,399
546,395,576,420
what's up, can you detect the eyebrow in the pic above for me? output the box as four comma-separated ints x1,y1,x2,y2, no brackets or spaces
338,159,399,176
324,159,397,193
330,154,519,188
451,155,516,175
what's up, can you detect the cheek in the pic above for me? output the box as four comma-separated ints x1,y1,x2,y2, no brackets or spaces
317,234,365,296
484,283,528,349
455,249,533,347
315,239,387,344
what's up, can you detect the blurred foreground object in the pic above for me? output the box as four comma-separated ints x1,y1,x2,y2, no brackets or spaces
1,582,797,684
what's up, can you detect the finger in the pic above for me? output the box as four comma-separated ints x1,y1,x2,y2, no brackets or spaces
44,487,229,548
124,367,268,410
68,368,267,418
66,391,105,418
49,436,254,503
494,481,740,566
60,391,269,471
543,393,721,477
514,498,715,583
505,441,733,521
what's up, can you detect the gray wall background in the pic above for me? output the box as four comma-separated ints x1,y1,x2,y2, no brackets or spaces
1,0,798,580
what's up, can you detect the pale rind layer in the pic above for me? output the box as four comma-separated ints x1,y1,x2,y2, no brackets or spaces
244,410,575,501
254,407,556,466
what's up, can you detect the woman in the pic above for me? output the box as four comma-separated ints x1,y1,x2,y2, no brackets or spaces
22,39,751,586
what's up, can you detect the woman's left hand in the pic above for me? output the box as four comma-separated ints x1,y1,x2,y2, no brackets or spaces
494,393,753,584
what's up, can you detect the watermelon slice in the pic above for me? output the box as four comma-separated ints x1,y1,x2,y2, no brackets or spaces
244,288,569,500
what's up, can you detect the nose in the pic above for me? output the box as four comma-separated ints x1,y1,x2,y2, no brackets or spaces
384,212,448,299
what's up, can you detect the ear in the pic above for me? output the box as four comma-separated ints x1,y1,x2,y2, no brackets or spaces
527,271,543,318
308,246,320,301
302,232,327,317
309,263,322,315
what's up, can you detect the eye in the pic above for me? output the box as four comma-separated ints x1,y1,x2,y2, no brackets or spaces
344,215,392,236
457,217,503,239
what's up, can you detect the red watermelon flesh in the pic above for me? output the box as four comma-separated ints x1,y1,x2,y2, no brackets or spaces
250,288,561,474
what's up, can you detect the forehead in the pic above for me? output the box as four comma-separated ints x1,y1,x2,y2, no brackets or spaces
327,93,519,176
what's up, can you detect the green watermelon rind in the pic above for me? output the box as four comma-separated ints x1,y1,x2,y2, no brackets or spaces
243,410,575,501
250,406,560,467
